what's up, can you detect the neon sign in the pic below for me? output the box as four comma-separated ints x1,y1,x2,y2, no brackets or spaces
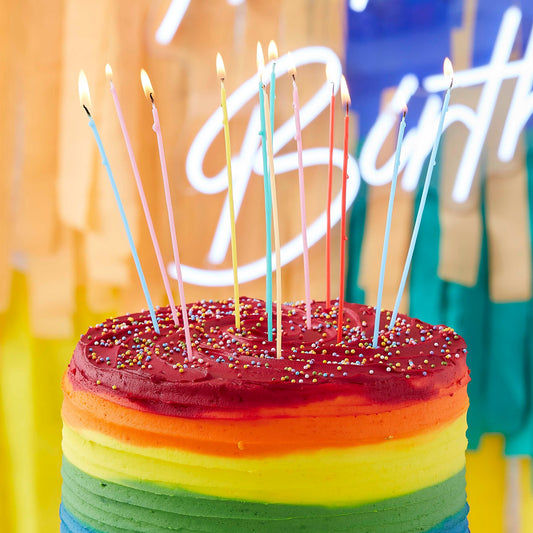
362,7,529,202
166,5,532,287
174,47,360,287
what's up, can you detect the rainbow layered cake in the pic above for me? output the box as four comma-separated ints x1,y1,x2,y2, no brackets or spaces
60,297,470,532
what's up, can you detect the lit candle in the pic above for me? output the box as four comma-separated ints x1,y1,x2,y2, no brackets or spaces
106,64,181,329
372,106,407,348
263,89,283,359
257,42,273,341
337,76,350,344
325,63,336,308
389,58,454,330
78,70,160,335
289,54,312,329
268,40,278,137
216,53,241,330
140,69,193,360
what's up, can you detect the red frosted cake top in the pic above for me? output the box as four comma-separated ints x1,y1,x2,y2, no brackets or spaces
67,297,469,417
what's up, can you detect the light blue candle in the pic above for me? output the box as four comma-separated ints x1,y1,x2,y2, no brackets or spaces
257,45,273,341
78,75,160,335
88,116,160,334
372,111,406,348
389,76,452,330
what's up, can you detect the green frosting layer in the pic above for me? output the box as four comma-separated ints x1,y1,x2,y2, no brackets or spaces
61,458,467,533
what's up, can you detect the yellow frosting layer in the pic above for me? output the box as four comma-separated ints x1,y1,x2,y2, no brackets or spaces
62,413,467,506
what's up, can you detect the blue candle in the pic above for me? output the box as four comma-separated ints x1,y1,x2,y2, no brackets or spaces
372,109,406,348
257,43,273,341
78,71,160,334
389,59,453,330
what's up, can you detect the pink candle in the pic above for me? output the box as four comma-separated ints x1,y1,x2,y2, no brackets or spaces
326,64,335,308
140,69,193,362
289,56,312,329
337,76,350,344
105,65,180,329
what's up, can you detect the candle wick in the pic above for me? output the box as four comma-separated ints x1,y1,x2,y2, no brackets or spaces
403,109,407,119
149,92,154,104
82,105,91,118
346,103,349,115
449,77,454,90
291,73,296,82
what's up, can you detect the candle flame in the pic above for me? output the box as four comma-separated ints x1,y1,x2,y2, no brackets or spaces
78,70,92,115
268,40,278,61
140,69,154,101
340,75,351,108
443,57,454,86
105,64,113,83
288,51,296,79
216,52,226,80
256,42,265,77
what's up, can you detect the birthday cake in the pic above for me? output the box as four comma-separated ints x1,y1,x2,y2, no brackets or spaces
60,297,470,533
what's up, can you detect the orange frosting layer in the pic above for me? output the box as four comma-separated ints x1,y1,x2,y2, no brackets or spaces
62,374,468,457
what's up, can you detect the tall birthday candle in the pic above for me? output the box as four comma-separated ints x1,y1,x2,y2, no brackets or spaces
337,76,350,344
78,71,160,335
257,42,273,341
372,107,407,348
263,89,283,359
216,53,241,330
105,64,181,329
389,58,454,330
325,63,336,308
140,69,193,361
289,54,312,329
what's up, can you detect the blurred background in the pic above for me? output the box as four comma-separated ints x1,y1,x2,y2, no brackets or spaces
1,0,533,531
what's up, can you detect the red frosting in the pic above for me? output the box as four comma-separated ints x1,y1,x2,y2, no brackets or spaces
67,297,469,417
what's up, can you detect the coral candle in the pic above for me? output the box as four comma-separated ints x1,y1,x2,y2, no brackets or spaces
325,63,336,308
337,76,351,344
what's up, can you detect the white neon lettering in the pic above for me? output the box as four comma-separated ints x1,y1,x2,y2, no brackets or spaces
170,149,359,286
498,18,533,162
349,0,370,12
156,0,247,45
187,47,344,267
157,6,533,287
209,108,261,264
155,0,191,45
400,95,443,192
451,6,521,203
359,75,418,187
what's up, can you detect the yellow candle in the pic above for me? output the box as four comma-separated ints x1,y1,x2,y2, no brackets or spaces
263,89,282,359
216,53,241,330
